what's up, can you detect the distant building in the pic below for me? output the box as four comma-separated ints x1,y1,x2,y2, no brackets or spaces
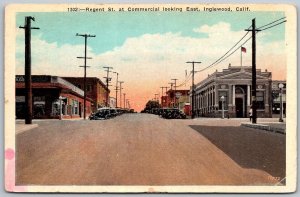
192,65,273,118
271,80,286,117
161,89,189,111
15,75,92,119
63,77,110,111
161,95,169,108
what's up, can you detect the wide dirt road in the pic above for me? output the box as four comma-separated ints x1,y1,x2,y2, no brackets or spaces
16,114,277,185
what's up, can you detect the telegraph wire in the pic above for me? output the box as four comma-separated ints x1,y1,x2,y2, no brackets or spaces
195,17,286,73
206,26,251,69
258,20,287,31
165,17,287,91
256,16,286,29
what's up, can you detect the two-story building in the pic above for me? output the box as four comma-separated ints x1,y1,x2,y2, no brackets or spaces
63,77,110,111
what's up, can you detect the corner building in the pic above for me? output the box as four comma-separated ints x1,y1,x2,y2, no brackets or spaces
15,75,92,119
192,65,272,118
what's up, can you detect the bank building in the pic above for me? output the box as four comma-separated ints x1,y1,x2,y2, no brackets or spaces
192,64,272,118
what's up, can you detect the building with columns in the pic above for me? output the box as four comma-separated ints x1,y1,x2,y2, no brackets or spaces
192,65,272,118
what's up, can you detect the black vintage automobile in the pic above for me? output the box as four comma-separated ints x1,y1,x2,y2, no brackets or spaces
89,109,111,120
161,108,186,119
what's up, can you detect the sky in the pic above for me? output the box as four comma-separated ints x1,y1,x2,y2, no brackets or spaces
15,10,286,111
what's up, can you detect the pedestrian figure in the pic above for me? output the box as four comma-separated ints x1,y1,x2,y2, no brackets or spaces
249,106,253,122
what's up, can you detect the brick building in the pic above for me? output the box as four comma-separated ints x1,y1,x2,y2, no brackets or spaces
63,77,110,111
161,89,189,111
15,75,92,119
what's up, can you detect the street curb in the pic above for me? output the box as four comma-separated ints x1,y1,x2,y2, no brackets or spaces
16,124,38,134
241,123,286,134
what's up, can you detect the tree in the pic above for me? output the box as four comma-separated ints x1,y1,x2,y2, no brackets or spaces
144,100,160,111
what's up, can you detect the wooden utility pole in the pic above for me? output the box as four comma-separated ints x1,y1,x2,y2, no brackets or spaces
19,16,39,124
123,93,126,109
163,87,168,95
171,78,178,107
76,33,95,119
160,87,164,105
186,61,201,119
119,81,124,108
113,72,119,108
103,66,113,107
168,82,174,107
245,19,260,124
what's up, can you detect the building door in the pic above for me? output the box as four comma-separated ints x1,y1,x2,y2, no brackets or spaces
235,98,244,118
79,102,82,117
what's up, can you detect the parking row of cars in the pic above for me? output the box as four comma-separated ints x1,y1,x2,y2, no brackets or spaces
89,108,132,120
144,108,187,119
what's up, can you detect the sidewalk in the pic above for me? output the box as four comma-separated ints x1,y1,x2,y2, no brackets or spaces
16,122,38,134
241,121,286,134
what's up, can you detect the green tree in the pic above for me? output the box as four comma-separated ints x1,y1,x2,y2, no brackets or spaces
144,100,160,110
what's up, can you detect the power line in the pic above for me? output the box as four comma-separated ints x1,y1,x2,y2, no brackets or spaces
176,73,192,88
211,20,287,69
207,30,251,68
258,20,287,31
196,17,286,74
257,16,286,29
164,17,286,101
202,35,253,71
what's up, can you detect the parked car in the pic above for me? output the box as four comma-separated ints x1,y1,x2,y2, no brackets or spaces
89,109,111,120
109,108,118,117
161,108,186,119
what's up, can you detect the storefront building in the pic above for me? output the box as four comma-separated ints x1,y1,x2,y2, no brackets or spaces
16,75,92,119
63,77,110,111
161,89,189,111
192,65,272,118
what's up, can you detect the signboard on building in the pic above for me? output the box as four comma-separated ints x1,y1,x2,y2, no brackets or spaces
16,75,51,83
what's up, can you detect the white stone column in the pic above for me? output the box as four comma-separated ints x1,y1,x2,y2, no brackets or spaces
215,86,218,108
247,85,250,106
206,89,209,108
232,85,235,106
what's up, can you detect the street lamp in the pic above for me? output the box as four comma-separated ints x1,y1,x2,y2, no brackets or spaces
279,83,284,122
220,96,225,119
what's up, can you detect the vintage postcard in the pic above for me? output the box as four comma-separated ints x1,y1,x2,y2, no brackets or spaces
4,4,297,193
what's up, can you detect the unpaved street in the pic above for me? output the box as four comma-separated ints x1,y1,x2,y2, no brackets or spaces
16,114,280,185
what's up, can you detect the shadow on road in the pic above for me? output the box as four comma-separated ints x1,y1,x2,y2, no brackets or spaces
189,125,286,182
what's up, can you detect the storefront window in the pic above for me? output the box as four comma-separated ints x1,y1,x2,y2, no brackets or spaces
52,99,60,116
73,100,79,115
219,91,228,110
256,91,265,109
33,96,45,118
